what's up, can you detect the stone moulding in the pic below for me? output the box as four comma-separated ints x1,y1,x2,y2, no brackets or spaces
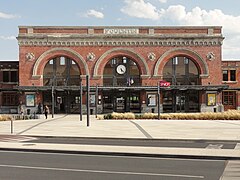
17,35,223,47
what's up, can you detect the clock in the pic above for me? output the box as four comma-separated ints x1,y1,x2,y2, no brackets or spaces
116,64,126,74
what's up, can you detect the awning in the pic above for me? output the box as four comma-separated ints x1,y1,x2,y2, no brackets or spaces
14,84,229,92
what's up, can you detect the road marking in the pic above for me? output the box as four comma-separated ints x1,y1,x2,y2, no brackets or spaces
0,135,37,142
0,150,223,162
234,143,240,150
206,144,223,149
220,144,240,179
0,164,204,179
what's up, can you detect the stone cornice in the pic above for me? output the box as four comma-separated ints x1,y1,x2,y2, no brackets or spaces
17,35,224,47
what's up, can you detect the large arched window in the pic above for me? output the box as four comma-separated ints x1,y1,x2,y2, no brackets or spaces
103,56,140,86
163,56,199,85
43,56,80,86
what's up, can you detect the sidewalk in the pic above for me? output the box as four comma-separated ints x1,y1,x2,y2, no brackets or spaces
0,114,240,159
0,114,240,141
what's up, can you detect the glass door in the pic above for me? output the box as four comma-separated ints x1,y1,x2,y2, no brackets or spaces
176,94,185,112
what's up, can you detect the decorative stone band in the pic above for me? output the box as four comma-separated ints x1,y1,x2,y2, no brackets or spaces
17,36,223,47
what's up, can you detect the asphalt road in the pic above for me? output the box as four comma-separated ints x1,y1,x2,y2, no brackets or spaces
0,151,226,180
30,137,237,149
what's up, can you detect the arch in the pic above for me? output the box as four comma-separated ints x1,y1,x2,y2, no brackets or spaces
93,48,150,78
153,48,209,78
32,47,89,78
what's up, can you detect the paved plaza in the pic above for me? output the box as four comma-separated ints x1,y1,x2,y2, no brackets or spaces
0,115,240,141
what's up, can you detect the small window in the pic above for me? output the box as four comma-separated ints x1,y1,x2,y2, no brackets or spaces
60,57,65,65
10,71,18,82
49,59,53,64
3,93,18,106
230,70,236,81
123,57,127,64
75,96,80,104
222,70,228,81
111,58,116,65
3,71,9,82
173,57,178,65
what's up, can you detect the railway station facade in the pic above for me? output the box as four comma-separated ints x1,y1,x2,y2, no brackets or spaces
0,26,240,114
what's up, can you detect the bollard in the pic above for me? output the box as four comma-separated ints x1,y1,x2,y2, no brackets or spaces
10,118,13,134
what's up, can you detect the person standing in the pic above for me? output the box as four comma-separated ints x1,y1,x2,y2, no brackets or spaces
44,105,49,119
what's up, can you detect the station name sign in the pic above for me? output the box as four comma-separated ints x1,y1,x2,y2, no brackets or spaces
104,28,139,35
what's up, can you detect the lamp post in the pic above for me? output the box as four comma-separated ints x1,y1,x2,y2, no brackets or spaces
51,85,54,118
157,82,160,120
86,75,90,127
95,84,98,118
80,82,82,121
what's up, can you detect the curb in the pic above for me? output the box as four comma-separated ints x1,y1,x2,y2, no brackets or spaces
0,147,240,160
30,135,240,143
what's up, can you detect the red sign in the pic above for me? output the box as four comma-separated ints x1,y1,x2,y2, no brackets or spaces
159,80,171,87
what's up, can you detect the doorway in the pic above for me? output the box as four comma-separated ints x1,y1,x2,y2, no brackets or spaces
163,90,199,113
103,90,141,113
176,94,185,112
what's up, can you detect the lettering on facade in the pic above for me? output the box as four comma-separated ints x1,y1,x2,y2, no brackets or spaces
104,28,139,35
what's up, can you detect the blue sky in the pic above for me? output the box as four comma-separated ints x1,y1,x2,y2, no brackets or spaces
1,0,240,60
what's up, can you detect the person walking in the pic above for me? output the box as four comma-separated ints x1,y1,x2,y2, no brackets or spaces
44,105,49,119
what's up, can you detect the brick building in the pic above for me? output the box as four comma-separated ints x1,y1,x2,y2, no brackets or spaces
1,26,239,114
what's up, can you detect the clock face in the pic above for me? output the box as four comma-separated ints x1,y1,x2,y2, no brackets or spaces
116,64,126,74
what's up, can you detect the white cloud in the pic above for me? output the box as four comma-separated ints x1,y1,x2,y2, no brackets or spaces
0,12,20,19
0,36,16,40
121,0,160,20
121,0,240,59
158,5,240,59
85,9,104,19
159,0,167,3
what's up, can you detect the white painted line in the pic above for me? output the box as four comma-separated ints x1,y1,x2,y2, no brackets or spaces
234,143,240,150
0,164,204,179
206,144,223,149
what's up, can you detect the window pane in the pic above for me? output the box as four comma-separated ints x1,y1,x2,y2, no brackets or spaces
3,93,18,106
60,57,65,65
230,70,236,81
222,70,228,81
10,71,18,82
56,57,67,76
43,56,80,86
3,71,9,82
163,56,199,85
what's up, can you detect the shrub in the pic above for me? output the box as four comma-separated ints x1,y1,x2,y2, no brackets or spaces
102,110,240,120
104,113,113,119
0,115,13,121
142,113,157,119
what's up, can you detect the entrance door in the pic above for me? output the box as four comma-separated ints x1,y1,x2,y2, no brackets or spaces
176,95,185,112
103,90,140,113
162,90,199,113
56,96,65,113
116,96,125,112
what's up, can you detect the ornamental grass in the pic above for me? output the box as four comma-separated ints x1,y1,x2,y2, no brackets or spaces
0,115,13,121
103,110,240,120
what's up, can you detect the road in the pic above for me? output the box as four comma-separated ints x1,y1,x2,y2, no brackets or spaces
0,150,225,180
29,137,238,149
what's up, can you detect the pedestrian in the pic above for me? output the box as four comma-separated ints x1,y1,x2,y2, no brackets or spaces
37,103,42,114
19,104,24,115
44,105,49,119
